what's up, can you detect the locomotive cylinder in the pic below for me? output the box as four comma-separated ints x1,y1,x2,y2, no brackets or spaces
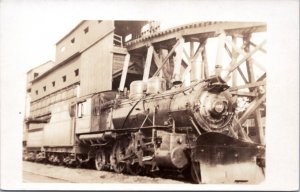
155,132,188,169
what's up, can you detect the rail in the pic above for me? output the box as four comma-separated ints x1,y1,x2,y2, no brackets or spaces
113,34,123,47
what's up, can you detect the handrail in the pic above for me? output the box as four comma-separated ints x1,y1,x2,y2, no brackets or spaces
113,34,123,47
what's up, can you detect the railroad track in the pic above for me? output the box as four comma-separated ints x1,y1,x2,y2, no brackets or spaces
23,161,186,184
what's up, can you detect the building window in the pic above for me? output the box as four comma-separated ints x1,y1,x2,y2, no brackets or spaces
71,38,75,44
75,69,79,76
43,86,46,92
27,88,31,93
34,72,39,79
52,81,55,87
98,20,102,23
84,27,89,34
36,90,38,95
62,75,67,82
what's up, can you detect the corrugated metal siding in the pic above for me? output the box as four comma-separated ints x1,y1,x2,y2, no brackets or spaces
80,33,114,96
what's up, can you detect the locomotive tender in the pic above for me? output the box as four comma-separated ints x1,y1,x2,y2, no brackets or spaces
24,20,266,183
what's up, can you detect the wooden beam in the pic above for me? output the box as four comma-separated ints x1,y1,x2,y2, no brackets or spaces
226,39,266,72
225,39,267,79
191,40,206,63
153,50,162,68
142,45,154,82
202,45,209,79
183,47,192,66
118,53,130,91
233,94,266,130
254,110,265,144
250,41,267,53
172,37,185,81
215,32,226,75
228,80,266,91
182,67,191,82
126,22,266,51
190,41,194,58
153,49,163,77
257,73,266,82
244,35,265,145
237,66,249,84
224,43,232,58
231,36,238,87
153,39,181,76
229,91,257,97
158,48,164,78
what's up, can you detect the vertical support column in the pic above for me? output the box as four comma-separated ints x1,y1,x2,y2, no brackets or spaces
161,49,172,89
215,32,226,76
158,48,164,78
191,43,201,82
190,41,194,57
118,53,130,91
201,42,209,79
231,36,238,87
244,34,265,145
143,45,154,82
244,35,255,83
172,37,184,84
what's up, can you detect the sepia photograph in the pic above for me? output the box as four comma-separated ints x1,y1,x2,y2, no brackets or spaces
22,20,266,184
0,0,298,191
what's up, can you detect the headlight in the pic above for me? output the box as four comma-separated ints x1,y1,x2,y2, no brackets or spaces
213,100,225,113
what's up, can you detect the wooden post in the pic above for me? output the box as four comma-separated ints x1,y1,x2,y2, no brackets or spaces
182,48,191,85
118,53,130,91
190,41,194,58
153,39,180,77
231,36,238,87
189,41,198,82
143,45,154,82
225,39,266,79
215,32,226,76
172,37,184,84
244,35,255,83
190,40,206,81
244,35,265,145
201,43,209,79
158,48,164,78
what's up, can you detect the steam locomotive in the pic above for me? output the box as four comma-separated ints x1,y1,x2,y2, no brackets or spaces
24,75,265,183
24,21,266,184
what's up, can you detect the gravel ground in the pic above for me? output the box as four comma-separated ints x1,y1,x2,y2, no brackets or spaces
23,161,186,184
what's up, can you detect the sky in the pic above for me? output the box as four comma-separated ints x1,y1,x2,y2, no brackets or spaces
0,0,299,190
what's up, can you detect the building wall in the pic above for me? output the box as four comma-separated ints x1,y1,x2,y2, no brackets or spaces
26,60,55,88
30,57,80,102
55,20,115,64
30,85,78,118
79,33,114,96
27,20,116,120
